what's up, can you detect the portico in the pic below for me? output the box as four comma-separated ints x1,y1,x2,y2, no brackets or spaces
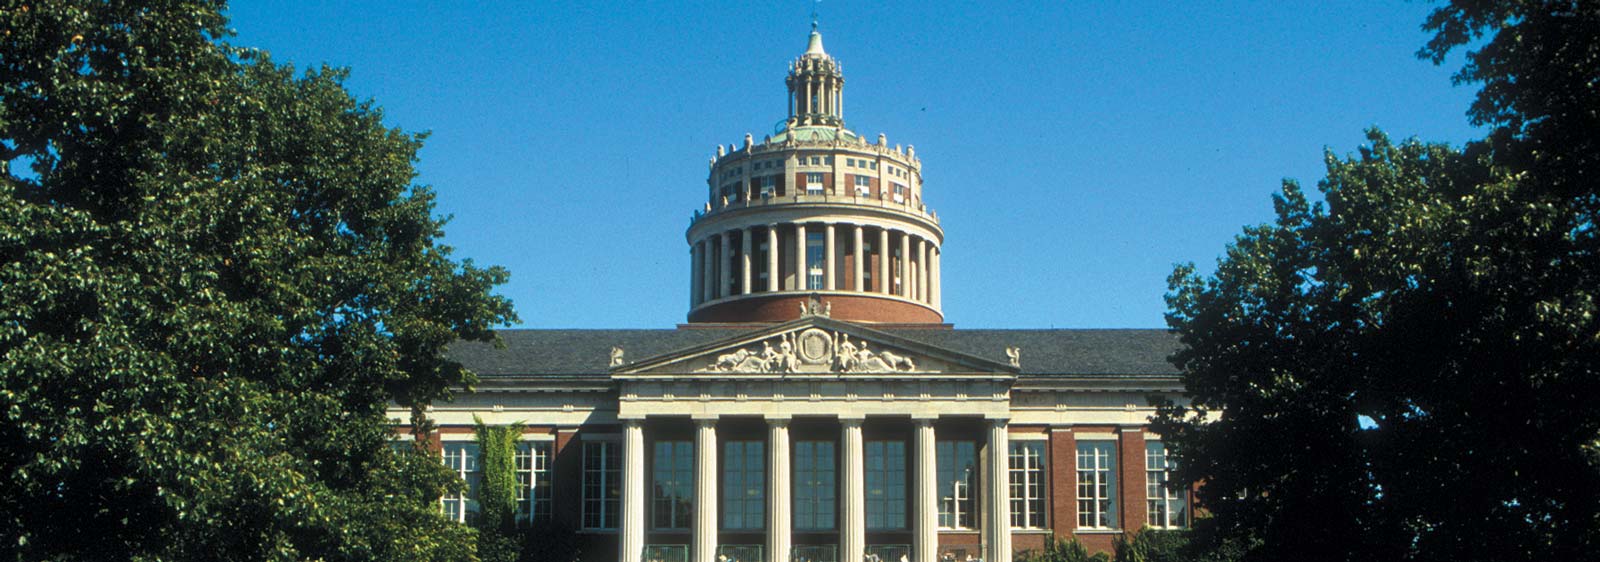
611,318,1018,562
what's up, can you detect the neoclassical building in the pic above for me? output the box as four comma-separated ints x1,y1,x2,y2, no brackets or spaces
401,26,1186,562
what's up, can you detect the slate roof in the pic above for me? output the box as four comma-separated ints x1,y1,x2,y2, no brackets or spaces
449,327,1180,378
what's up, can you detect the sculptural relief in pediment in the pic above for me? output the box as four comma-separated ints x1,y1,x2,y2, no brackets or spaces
692,328,933,374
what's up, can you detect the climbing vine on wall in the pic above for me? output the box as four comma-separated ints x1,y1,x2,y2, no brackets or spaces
474,416,526,562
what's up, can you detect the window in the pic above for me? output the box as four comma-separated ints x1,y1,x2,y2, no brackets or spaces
1009,441,1046,528
583,440,621,529
854,175,871,196
870,162,877,170
760,176,776,198
846,158,856,167
865,440,907,530
442,442,480,523
1146,442,1187,528
806,172,825,195
653,441,694,529
805,232,826,290
794,440,837,530
719,545,764,562
1077,441,1118,529
936,441,976,529
824,156,833,165
516,441,553,524
724,441,765,530
892,183,906,203
810,156,822,166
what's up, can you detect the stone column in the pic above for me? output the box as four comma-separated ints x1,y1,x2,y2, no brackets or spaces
878,228,890,294
741,227,754,295
824,223,837,291
931,247,940,309
691,244,702,307
984,420,1012,562
852,225,865,292
899,232,911,298
694,418,719,562
621,419,646,562
767,225,780,292
913,418,938,562
702,238,716,303
918,238,929,304
721,232,734,299
841,418,866,562
794,223,808,291
767,418,792,562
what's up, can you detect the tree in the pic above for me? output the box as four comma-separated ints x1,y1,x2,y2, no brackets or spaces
1153,2,1600,561
0,1,517,560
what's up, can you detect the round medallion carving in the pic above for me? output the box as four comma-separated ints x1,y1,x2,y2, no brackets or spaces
797,328,834,364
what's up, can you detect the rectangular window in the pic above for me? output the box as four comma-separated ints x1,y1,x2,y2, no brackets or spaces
810,156,822,166
1077,441,1118,529
760,176,776,198
582,440,621,529
846,158,856,167
1146,442,1187,528
853,175,871,196
1009,441,1046,528
723,441,766,530
936,441,976,529
870,162,877,170
794,440,837,530
442,442,481,524
805,232,826,290
653,441,694,529
892,183,906,203
806,172,825,195
516,441,554,524
865,440,907,530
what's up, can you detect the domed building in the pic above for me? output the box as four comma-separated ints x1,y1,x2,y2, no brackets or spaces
399,26,1188,562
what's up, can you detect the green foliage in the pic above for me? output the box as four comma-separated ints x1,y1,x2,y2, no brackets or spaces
0,1,516,560
473,418,526,562
1017,536,1110,562
1154,2,1600,561
1111,528,1190,562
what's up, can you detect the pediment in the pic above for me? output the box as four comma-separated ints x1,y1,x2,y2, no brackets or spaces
613,318,1017,377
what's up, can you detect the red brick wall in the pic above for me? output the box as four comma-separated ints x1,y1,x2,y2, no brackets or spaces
1048,427,1077,537
688,293,942,324
1118,429,1147,533
553,428,583,529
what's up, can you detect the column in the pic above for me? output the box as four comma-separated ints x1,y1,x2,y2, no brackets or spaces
841,418,866,562
702,238,715,303
913,418,938,562
694,418,719,562
767,418,792,562
794,223,807,291
620,420,646,562
741,227,754,295
825,223,837,290
721,232,734,298
691,244,703,307
899,232,911,298
767,225,780,292
931,247,940,309
985,420,1012,562
877,228,890,294
852,225,864,292
918,238,929,304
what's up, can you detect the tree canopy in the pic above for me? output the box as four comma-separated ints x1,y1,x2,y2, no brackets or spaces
1,1,516,560
1154,1,1600,561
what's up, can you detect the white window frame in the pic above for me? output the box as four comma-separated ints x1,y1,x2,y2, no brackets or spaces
515,440,554,524
806,172,825,195
892,183,906,203
760,175,775,198
853,175,871,196
582,439,621,530
1145,441,1187,529
441,441,480,524
1076,440,1118,529
1009,439,1047,529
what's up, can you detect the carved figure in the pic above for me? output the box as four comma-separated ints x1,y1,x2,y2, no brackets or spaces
609,346,625,367
799,301,809,317
835,334,858,371
1005,346,1021,368
823,301,832,317
877,349,917,371
777,333,799,372
844,341,917,372
713,348,751,371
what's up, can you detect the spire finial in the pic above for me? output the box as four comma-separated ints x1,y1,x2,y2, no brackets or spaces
811,0,820,30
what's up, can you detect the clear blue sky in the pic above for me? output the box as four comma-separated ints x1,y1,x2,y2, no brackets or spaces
227,1,1482,329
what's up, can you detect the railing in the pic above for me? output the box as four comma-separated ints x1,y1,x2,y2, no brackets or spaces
690,193,939,227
